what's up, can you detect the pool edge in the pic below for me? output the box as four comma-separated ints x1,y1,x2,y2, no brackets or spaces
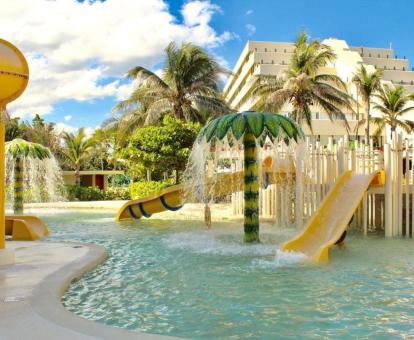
30,241,176,339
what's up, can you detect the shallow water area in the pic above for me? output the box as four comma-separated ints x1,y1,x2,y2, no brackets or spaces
38,209,414,338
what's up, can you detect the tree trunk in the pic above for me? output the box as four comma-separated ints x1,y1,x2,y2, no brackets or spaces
13,157,24,214
175,169,179,184
365,101,370,145
75,166,81,187
243,132,260,243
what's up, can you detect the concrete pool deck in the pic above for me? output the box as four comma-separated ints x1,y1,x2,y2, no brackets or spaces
0,241,173,339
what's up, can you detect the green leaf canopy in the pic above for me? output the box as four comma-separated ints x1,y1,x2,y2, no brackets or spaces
198,111,303,143
6,138,51,160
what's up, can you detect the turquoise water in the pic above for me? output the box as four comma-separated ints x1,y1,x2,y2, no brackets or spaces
40,209,414,338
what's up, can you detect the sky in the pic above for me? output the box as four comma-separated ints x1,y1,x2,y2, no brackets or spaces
2,0,414,135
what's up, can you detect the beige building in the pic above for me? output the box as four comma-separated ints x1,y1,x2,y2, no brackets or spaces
62,170,124,190
224,38,414,142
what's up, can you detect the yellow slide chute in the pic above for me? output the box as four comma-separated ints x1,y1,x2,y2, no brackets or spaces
282,171,382,262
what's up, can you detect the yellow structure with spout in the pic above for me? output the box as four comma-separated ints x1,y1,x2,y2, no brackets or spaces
0,39,30,248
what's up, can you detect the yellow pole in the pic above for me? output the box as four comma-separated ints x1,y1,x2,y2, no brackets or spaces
0,108,4,249
0,39,29,253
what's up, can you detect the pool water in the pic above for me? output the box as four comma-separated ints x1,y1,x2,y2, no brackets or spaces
41,209,414,338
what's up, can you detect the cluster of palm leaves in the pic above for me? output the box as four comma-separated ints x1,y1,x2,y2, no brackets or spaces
112,42,229,137
252,31,353,132
61,129,95,185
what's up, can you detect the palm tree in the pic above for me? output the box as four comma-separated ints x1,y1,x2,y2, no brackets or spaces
253,31,353,132
114,41,229,129
199,111,303,242
23,114,61,154
370,84,414,138
61,129,94,186
352,64,383,144
6,139,51,214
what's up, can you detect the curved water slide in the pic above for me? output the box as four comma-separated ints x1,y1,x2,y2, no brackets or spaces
115,166,293,221
282,170,383,262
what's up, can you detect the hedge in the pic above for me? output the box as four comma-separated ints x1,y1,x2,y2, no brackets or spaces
129,180,173,199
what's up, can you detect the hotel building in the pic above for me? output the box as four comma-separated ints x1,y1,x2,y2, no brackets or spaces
223,38,414,142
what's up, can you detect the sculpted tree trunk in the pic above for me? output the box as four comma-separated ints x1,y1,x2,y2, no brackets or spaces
243,131,260,243
13,156,24,214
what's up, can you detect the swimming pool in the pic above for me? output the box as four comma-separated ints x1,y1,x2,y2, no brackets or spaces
41,209,414,338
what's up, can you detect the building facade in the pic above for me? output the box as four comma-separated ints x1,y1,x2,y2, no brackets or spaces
223,39,414,142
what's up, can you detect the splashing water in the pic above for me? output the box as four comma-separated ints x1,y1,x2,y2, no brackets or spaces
5,152,66,206
183,132,310,228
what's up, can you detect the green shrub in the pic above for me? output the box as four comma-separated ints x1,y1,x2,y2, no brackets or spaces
65,185,105,201
65,185,131,201
130,180,173,199
103,186,130,200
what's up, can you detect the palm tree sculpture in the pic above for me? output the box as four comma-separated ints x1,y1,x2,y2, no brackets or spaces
114,41,229,131
253,31,353,132
198,111,303,243
370,84,414,138
62,129,94,186
6,139,51,214
352,64,383,144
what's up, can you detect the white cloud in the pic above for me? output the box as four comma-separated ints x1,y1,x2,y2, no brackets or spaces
54,122,76,134
1,0,235,118
246,24,256,37
246,9,253,15
64,115,72,121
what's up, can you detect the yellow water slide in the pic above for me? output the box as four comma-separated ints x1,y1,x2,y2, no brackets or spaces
282,170,383,262
116,163,294,220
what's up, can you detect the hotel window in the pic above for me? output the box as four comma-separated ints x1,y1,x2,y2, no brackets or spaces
403,67,406,71
261,59,263,64
394,66,396,70
387,55,389,58
271,60,274,64
274,48,277,52
369,53,371,57
411,81,413,85
265,48,267,52
284,49,286,53
255,48,257,52
378,54,380,58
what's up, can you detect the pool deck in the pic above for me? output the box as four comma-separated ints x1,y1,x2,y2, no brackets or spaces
0,241,174,339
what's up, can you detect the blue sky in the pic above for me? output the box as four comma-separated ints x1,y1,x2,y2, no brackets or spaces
2,0,414,134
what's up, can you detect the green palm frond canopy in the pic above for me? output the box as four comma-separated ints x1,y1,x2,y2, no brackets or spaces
198,111,303,143
198,111,303,243
6,138,51,160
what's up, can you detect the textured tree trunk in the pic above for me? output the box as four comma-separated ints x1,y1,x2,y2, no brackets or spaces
13,157,24,214
75,166,81,187
365,101,370,145
243,132,260,242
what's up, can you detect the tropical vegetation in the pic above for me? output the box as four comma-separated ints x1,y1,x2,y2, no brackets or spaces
61,128,95,186
352,65,383,144
369,84,414,138
113,41,229,135
253,31,353,132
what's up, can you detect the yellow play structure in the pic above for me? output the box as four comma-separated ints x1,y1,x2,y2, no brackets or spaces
282,170,383,262
0,38,49,243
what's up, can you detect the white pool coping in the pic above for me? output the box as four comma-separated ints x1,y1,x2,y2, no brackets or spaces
0,241,176,339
